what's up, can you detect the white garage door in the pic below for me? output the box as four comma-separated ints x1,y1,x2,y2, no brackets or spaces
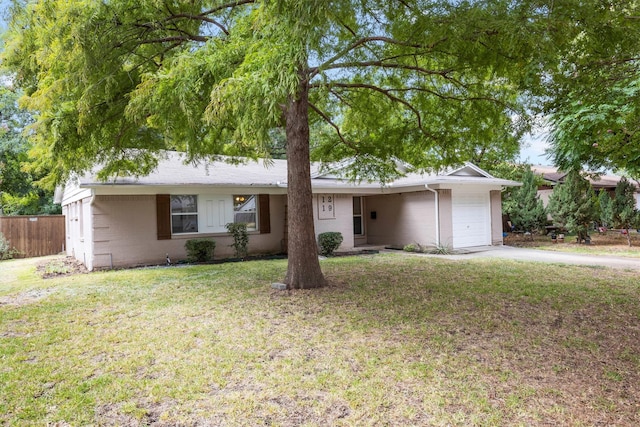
452,190,491,248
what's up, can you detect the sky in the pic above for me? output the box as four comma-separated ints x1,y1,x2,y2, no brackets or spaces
0,0,8,31
519,131,552,166
1,1,12,87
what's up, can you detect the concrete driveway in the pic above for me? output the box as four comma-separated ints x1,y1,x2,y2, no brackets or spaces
426,245,640,271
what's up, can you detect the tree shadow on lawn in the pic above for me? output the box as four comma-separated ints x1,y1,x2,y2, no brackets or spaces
7,254,639,426
268,256,640,426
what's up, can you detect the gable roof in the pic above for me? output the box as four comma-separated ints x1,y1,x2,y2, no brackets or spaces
447,163,494,178
61,152,520,200
531,165,567,184
311,157,413,179
75,153,290,188
309,157,518,191
531,165,640,190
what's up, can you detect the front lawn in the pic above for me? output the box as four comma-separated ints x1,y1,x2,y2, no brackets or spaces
1,254,639,426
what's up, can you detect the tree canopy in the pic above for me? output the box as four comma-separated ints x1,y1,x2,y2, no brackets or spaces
2,0,621,287
2,1,571,181
0,82,60,215
546,1,640,178
0,83,32,197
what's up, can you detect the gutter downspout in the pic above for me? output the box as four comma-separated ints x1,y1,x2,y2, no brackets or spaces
425,185,440,246
88,192,97,271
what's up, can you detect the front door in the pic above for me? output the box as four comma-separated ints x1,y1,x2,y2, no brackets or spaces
353,196,366,245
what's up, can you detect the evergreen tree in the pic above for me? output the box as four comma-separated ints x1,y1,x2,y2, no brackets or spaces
610,177,640,246
503,166,546,233
597,189,613,230
547,171,597,243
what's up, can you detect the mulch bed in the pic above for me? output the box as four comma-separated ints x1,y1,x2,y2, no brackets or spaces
37,257,89,279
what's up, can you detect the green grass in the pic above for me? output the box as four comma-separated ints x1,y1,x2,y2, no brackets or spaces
1,254,640,426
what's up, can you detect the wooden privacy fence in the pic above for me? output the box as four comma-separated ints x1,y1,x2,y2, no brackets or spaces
0,215,65,258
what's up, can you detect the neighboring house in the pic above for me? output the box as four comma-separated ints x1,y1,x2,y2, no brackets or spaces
55,152,520,270
531,165,640,208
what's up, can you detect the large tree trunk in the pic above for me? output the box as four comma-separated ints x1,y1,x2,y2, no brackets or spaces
283,75,326,290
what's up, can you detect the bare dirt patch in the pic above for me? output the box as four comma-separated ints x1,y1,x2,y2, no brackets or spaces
36,256,88,279
94,400,178,427
0,287,58,306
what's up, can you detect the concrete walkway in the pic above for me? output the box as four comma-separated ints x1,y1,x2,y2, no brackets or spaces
415,245,640,271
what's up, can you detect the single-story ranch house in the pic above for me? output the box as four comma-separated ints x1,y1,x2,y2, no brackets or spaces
55,152,520,270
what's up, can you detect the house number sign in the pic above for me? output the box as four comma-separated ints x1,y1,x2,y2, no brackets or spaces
318,194,335,219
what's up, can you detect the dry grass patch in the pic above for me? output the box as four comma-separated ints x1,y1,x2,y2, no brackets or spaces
1,254,639,426
506,231,640,257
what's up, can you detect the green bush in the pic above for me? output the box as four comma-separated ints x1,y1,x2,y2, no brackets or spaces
402,243,418,252
403,243,421,253
0,232,19,260
318,232,343,256
185,238,216,262
226,223,249,258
